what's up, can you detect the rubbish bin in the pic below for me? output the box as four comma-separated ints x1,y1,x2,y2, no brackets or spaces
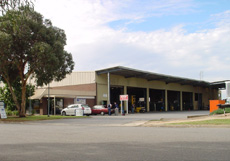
115,108,119,116
75,109,84,116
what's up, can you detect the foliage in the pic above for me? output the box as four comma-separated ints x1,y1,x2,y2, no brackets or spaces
210,108,230,115
5,110,19,116
0,82,35,111
0,7,74,117
0,0,34,14
169,119,230,125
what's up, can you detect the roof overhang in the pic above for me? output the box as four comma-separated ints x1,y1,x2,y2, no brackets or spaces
210,80,230,89
96,66,223,88
30,88,96,100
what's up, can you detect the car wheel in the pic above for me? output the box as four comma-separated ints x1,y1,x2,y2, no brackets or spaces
100,112,105,115
62,111,66,116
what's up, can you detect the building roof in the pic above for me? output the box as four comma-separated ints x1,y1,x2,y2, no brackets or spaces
210,80,229,89
96,66,226,89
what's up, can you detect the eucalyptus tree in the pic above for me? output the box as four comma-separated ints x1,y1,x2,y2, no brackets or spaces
0,7,74,117
0,0,33,13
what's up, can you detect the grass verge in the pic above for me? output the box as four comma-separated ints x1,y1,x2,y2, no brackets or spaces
210,108,230,115
169,119,230,125
0,115,88,122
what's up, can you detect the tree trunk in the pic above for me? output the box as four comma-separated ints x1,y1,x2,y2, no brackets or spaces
20,82,27,117
2,75,21,116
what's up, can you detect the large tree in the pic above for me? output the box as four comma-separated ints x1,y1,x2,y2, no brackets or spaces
0,7,74,117
0,0,33,12
0,81,35,111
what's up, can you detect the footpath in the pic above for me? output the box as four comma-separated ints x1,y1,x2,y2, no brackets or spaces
122,114,230,127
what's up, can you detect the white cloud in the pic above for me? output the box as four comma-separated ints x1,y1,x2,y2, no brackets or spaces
34,0,230,82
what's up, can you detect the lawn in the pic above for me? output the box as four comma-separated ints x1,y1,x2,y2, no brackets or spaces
210,108,230,115
0,115,88,122
169,119,230,125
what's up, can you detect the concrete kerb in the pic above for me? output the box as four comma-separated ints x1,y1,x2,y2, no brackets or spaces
122,113,230,127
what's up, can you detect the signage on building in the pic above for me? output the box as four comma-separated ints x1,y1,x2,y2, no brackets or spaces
75,98,86,104
0,101,7,119
120,95,128,101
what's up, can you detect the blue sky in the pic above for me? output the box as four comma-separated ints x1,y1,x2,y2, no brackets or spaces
35,0,230,82
109,0,230,32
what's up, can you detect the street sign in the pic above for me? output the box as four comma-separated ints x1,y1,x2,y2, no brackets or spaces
0,101,7,119
120,95,128,101
120,95,129,115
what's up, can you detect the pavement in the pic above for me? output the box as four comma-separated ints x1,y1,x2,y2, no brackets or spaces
1,111,230,161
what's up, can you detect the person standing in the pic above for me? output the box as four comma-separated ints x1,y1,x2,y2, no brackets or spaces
108,104,112,116
131,104,135,113
114,102,119,116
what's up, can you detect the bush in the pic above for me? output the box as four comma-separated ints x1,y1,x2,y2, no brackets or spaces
5,110,19,116
12,110,19,116
210,108,230,115
6,110,12,116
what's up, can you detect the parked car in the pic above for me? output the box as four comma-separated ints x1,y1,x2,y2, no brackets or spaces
61,104,92,116
91,105,114,115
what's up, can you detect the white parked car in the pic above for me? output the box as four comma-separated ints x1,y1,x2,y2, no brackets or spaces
61,104,92,116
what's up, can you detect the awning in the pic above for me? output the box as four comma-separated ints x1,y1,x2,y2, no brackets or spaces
30,88,96,100
30,88,47,100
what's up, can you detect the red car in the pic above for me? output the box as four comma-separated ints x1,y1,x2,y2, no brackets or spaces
91,105,114,115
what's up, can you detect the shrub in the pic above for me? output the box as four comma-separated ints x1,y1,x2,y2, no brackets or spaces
6,110,12,116
210,108,230,115
5,110,19,116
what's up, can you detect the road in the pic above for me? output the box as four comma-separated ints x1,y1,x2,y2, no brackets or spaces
1,111,230,161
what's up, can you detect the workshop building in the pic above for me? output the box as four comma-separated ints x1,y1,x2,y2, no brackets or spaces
30,66,224,115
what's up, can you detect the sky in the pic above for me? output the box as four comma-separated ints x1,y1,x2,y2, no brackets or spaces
34,0,230,82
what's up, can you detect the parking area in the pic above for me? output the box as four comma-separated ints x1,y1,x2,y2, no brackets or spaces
1,110,230,161
36,110,210,126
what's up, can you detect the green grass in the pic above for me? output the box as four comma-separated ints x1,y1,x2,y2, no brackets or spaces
169,119,230,125
0,115,88,122
210,108,230,115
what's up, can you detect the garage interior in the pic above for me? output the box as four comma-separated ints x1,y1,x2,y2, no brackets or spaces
127,87,147,111
149,89,165,111
167,90,180,111
182,92,193,110
110,86,124,105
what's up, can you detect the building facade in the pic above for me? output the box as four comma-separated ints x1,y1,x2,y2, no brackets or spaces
30,66,221,115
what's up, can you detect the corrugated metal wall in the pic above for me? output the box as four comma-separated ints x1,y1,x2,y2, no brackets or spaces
42,71,96,87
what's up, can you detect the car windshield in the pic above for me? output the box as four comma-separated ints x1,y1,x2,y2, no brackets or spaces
95,106,104,109
82,104,90,108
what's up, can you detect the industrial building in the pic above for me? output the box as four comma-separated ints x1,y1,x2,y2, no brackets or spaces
30,66,225,115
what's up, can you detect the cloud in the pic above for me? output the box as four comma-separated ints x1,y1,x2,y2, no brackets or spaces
34,0,230,82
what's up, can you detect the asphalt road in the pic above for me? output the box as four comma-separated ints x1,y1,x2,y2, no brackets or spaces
1,111,230,161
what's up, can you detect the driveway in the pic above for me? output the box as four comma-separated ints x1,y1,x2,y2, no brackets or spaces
29,110,210,126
